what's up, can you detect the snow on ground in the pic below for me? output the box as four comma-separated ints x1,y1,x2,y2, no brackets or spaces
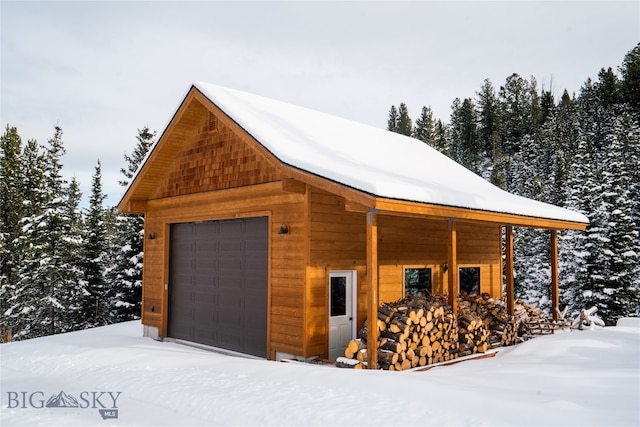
1,321,638,426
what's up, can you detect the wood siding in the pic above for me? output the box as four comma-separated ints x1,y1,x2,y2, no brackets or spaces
307,189,502,358
152,112,279,199
126,92,504,361
142,183,306,359
135,111,309,358
307,188,367,357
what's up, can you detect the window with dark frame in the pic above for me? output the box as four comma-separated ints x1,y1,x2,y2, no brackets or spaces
459,267,480,295
404,268,432,296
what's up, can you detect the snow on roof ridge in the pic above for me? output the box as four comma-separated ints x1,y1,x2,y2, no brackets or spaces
193,82,589,225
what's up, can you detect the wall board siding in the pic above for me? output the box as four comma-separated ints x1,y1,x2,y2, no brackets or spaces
140,182,307,358
306,188,502,358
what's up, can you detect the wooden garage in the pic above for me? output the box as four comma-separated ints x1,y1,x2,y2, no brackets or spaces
118,82,588,365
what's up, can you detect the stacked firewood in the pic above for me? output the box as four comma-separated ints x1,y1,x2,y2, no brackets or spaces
339,293,553,370
457,313,490,356
342,294,462,370
458,293,550,346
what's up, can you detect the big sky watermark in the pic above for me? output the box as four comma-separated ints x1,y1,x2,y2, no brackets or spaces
5,389,122,420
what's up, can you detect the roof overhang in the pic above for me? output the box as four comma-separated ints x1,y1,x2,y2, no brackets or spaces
119,83,589,232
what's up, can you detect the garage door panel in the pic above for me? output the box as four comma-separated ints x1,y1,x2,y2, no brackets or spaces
216,330,243,352
168,217,268,358
219,239,244,253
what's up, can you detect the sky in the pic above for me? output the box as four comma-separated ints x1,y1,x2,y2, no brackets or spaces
1,1,639,208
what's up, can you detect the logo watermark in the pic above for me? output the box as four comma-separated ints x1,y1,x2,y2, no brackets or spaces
6,390,121,420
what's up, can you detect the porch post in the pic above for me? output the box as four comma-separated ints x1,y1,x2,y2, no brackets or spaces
366,210,379,370
551,229,559,320
505,226,515,316
447,219,459,315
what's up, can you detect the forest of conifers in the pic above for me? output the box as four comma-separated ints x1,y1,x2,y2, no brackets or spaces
386,44,639,324
1,45,638,341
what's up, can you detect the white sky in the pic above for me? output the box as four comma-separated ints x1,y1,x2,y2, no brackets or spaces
1,1,639,208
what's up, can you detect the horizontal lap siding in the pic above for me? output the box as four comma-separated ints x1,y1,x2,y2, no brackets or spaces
308,189,366,357
141,217,165,330
378,216,502,299
306,189,503,358
142,188,306,357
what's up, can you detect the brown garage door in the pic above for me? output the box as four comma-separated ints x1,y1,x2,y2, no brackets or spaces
168,217,268,357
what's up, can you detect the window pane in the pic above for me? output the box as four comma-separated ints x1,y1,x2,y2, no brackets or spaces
330,277,346,316
460,267,480,294
405,268,432,296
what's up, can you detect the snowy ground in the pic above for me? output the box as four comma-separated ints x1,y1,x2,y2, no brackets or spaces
1,321,638,427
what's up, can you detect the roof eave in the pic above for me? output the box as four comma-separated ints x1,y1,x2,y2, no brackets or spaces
374,198,589,230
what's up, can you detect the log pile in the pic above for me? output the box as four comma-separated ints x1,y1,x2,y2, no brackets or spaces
457,293,552,345
342,294,462,370
457,313,490,356
339,293,554,370
458,293,521,346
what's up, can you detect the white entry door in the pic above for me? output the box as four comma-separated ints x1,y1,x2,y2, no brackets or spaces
328,270,356,361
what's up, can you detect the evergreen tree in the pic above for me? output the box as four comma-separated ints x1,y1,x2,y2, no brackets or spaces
595,67,621,111
559,136,597,318
386,105,399,133
476,78,502,155
413,106,434,146
119,126,155,187
598,114,640,322
544,91,580,206
10,127,83,338
61,176,88,332
511,134,551,312
431,119,449,156
619,43,640,120
449,97,480,172
107,127,155,322
81,161,108,327
475,79,507,187
498,74,541,159
396,103,413,136
0,126,24,328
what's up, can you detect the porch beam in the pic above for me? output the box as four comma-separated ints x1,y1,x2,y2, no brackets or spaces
505,226,515,316
447,219,459,315
551,229,559,320
366,209,379,370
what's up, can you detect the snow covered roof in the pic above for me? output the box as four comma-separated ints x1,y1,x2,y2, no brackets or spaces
189,82,588,227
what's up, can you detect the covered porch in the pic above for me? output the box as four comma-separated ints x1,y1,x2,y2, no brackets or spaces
360,198,587,369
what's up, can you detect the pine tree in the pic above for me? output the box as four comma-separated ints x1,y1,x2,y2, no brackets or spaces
598,114,640,322
0,126,24,329
476,78,501,155
511,134,551,313
449,98,480,172
81,161,108,327
413,106,434,146
107,127,155,322
543,90,580,206
61,176,88,332
559,136,597,318
498,74,541,159
10,127,84,338
476,79,505,186
619,43,640,120
386,105,399,133
119,126,155,187
431,119,449,156
396,103,413,136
